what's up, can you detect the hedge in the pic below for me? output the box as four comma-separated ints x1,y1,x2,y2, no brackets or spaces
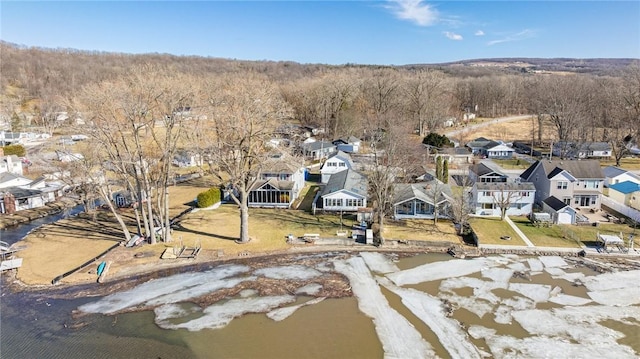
197,187,221,208
2,144,26,157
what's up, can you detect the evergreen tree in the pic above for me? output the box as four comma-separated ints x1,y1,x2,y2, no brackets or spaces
436,156,443,181
443,159,449,183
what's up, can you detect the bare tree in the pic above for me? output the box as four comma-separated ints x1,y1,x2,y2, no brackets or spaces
490,183,522,220
195,73,292,243
402,69,449,136
449,168,473,234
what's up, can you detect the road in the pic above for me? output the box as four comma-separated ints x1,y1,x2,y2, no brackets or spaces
444,114,532,138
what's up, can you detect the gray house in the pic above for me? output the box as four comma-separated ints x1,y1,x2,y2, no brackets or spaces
392,180,453,220
520,159,604,210
300,141,337,160
469,162,509,183
317,169,367,213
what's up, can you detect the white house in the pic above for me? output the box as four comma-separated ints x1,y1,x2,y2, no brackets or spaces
473,182,536,216
484,142,514,159
173,151,203,168
318,169,367,213
300,141,337,161
542,196,578,224
602,166,640,187
0,155,23,176
0,172,33,189
320,151,353,183
553,141,612,159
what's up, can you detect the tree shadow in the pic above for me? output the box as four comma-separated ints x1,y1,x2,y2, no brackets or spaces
172,223,239,241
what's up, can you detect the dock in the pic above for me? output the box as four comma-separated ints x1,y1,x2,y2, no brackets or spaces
1,240,24,272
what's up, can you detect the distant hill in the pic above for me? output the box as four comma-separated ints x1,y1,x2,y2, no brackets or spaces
405,58,638,76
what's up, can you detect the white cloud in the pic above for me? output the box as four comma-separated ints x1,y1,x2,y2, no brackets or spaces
386,0,439,26
475,30,485,36
488,29,537,45
444,31,463,41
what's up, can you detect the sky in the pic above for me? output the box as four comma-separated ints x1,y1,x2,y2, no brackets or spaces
1,1,639,65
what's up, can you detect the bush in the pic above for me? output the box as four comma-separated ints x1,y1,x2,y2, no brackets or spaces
2,144,26,157
196,187,221,208
422,133,452,148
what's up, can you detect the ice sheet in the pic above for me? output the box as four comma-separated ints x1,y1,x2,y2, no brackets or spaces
508,283,551,303
387,258,489,286
360,252,399,274
334,257,435,359
379,277,482,359
538,256,568,268
158,295,296,331
254,265,322,280
79,264,250,314
588,287,640,306
526,258,544,272
266,297,325,321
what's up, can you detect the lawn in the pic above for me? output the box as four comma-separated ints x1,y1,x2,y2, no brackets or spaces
383,219,460,242
468,217,526,245
491,159,531,170
510,217,582,248
561,223,640,248
599,157,640,170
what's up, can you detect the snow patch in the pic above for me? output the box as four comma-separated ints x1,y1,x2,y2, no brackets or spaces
583,269,640,291
588,287,640,306
549,294,592,306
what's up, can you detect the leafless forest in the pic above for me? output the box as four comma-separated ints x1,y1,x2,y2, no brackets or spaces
1,41,639,243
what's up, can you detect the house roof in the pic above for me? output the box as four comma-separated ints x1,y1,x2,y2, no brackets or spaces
578,142,611,151
543,196,569,211
261,152,303,174
439,147,472,156
320,169,367,198
393,180,452,205
484,142,513,151
249,178,295,192
470,162,506,177
603,166,628,178
0,172,29,185
301,141,336,152
466,137,493,148
609,180,640,194
333,136,360,145
475,182,536,191
520,160,603,181
321,151,354,169
0,186,42,199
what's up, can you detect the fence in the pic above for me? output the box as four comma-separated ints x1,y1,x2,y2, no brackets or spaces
601,196,640,223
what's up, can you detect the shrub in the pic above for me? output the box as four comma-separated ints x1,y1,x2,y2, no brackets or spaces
422,133,452,148
196,187,221,208
2,144,26,157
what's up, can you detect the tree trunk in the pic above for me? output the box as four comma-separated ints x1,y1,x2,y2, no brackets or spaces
238,188,250,243
376,210,385,246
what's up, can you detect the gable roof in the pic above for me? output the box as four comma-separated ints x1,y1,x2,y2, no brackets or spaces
393,180,452,205
484,142,514,151
470,162,506,177
475,182,536,191
520,160,603,181
466,137,493,148
322,151,353,168
603,166,628,178
543,196,570,211
320,169,367,198
609,180,640,194
332,136,360,145
301,141,336,152
261,152,303,174
0,172,29,185
249,178,295,192
0,186,42,199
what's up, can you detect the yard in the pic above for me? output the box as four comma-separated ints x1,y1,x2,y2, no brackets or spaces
383,219,460,242
599,157,640,170
468,217,527,246
510,217,582,248
491,158,532,170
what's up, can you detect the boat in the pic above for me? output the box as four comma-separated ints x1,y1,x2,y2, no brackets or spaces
97,261,107,276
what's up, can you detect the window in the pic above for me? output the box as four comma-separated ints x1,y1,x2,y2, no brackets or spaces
338,162,346,167
563,197,571,205
482,203,494,209
520,191,530,197
557,181,568,190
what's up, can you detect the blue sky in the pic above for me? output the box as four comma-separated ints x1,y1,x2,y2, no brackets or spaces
1,1,639,65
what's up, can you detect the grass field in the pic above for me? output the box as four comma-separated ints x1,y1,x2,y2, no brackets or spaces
491,159,533,170
468,217,526,245
510,217,582,248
